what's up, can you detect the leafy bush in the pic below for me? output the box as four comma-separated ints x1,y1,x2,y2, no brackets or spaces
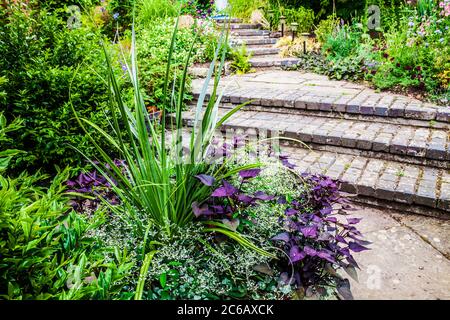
0,167,134,300
181,0,216,18
370,4,450,99
315,15,339,45
322,23,364,59
137,18,220,110
266,5,315,33
283,7,315,33
0,113,24,173
0,5,115,172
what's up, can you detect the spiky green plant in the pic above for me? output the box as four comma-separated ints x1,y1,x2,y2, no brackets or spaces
70,14,267,253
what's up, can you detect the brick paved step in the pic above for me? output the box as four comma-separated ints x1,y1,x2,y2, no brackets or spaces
219,23,261,30
231,29,270,37
249,56,300,68
191,84,450,125
284,147,450,215
166,127,449,216
179,108,449,166
247,47,281,56
233,37,277,46
214,18,243,24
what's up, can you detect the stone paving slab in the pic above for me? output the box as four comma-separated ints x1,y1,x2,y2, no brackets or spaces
234,37,277,46
192,71,450,123
343,205,450,300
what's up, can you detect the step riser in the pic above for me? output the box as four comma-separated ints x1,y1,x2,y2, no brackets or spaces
231,30,270,37
191,92,450,125
219,23,261,29
233,38,277,46
214,18,243,24
250,58,299,68
201,118,448,167
208,102,448,129
247,49,280,56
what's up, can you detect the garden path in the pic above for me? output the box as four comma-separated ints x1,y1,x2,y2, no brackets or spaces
185,20,450,299
340,204,450,299
188,70,449,217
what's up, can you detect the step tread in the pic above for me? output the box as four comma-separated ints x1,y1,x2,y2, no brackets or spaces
219,23,262,29
180,108,449,162
191,76,450,124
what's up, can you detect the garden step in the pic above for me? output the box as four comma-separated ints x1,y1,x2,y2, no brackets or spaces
218,23,262,30
249,56,299,68
179,108,449,166
230,29,270,37
283,146,450,217
169,126,449,216
233,37,277,46
247,47,281,56
191,71,450,126
213,18,243,24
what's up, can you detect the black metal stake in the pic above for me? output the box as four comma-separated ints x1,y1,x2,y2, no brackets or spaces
303,40,307,54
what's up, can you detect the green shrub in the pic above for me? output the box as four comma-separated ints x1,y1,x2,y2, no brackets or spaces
322,23,363,59
229,0,268,20
283,7,315,33
0,113,24,173
315,15,339,45
267,6,315,33
0,5,116,173
0,167,134,300
137,18,220,110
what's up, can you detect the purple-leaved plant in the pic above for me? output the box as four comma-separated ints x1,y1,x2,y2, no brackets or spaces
65,159,125,213
271,173,370,293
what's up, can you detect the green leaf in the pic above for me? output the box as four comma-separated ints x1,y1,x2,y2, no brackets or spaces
159,273,167,289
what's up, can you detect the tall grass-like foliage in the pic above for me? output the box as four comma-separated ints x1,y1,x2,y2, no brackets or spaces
229,0,268,20
137,0,178,27
72,17,256,239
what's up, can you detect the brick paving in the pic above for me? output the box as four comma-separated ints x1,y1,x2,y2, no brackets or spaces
184,70,449,215
192,71,450,124
181,109,449,163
